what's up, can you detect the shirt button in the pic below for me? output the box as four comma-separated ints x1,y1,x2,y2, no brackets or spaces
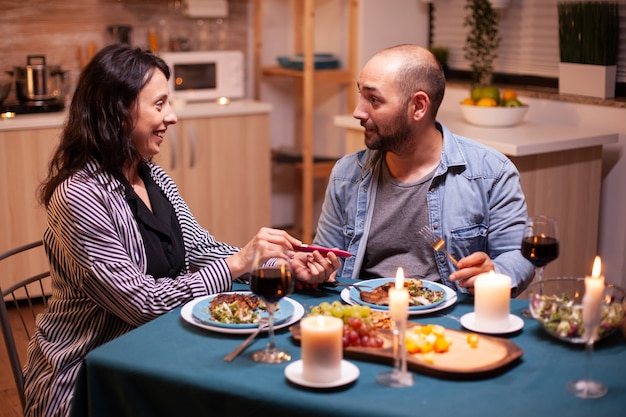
167,244,173,253
433,224,440,230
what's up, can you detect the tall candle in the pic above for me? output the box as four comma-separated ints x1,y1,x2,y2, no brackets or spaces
474,271,512,332
583,256,605,341
388,267,410,321
300,315,343,383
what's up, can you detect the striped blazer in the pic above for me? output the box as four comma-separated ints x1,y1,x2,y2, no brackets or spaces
23,158,239,417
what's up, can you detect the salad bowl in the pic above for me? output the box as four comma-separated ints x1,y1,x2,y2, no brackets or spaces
528,277,625,344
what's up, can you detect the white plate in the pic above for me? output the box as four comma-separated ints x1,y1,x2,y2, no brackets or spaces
181,295,304,334
284,360,359,388
341,282,457,316
460,312,524,335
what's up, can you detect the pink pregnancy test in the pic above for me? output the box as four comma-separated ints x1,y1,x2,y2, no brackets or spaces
294,244,352,258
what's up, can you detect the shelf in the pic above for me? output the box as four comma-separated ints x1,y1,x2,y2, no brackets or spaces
261,66,354,84
254,0,358,242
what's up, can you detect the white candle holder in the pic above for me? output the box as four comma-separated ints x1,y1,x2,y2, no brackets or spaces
376,317,414,387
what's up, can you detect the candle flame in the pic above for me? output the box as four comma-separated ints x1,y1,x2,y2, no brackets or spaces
395,267,405,289
591,256,602,278
316,315,325,326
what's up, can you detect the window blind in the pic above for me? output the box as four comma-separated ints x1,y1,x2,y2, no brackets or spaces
432,0,626,83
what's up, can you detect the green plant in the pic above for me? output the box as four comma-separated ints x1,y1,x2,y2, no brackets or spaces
558,1,619,66
463,0,501,85
429,46,449,68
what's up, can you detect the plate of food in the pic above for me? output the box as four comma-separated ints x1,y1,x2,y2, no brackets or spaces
348,278,447,311
181,292,304,334
341,279,456,315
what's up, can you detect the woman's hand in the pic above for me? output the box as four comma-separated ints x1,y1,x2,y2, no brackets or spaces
226,227,302,279
291,250,341,289
448,251,494,294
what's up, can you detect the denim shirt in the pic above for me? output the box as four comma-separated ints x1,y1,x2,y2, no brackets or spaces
313,121,534,297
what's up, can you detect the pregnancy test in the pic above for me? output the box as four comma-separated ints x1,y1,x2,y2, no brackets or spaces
294,244,352,258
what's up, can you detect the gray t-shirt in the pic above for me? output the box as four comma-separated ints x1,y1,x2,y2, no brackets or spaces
360,161,440,282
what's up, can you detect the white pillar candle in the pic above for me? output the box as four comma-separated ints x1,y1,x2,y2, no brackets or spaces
388,267,410,321
300,315,343,383
474,271,512,332
583,256,605,340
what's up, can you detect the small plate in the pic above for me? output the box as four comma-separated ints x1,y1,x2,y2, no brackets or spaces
460,312,524,335
284,360,359,388
181,296,304,334
191,291,294,329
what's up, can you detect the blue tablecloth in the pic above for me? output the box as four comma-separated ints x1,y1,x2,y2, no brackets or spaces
70,282,626,417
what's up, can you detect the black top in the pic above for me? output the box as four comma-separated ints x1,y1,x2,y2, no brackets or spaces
123,162,185,278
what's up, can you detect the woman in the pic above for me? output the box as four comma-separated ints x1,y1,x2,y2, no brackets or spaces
23,44,339,417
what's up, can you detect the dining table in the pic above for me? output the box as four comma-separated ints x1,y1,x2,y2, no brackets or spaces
69,280,626,417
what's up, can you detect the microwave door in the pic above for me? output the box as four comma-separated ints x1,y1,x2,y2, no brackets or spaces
174,62,217,92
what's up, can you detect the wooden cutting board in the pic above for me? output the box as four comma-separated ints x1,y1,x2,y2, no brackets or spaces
290,321,523,379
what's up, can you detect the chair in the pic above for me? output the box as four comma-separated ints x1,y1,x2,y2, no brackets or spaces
0,240,50,412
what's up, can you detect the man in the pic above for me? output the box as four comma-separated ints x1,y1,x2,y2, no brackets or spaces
313,44,533,296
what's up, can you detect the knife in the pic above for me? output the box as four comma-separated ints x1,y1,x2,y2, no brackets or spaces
293,244,352,258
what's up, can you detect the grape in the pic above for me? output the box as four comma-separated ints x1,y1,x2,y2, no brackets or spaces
307,302,383,348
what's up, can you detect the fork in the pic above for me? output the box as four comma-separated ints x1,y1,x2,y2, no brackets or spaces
419,225,459,268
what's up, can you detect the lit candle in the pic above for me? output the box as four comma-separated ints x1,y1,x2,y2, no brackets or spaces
474,271,512,332
388,267,410,321
583,256,605,340
300,315,343,383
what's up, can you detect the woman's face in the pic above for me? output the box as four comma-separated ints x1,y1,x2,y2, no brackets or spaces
131,69,177,159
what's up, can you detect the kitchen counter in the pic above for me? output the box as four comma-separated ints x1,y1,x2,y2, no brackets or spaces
0,100,272,132
333,114,618,157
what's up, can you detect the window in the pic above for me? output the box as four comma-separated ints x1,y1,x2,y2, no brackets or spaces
431,0,626,89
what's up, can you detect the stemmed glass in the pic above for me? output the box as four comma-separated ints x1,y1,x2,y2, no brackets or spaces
566,301,607,399
521,215,559,317
249,247,294,363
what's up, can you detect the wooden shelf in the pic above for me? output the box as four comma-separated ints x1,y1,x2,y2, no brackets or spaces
254,0,358,242
261,66,354,84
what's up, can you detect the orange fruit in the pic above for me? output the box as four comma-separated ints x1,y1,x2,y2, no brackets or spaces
502,89,517,102
461,97,476,105
476,97,497,107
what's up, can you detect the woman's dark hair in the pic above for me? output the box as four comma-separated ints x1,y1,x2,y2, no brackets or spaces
39,43,171,206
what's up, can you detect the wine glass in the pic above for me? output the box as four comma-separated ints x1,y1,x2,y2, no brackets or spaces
521,215,559,317
249,247,294,363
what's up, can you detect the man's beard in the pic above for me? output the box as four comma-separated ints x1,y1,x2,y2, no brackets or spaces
363,112,413,154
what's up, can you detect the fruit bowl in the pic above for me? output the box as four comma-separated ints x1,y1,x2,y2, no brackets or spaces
460,104,529,127
528,277,625,344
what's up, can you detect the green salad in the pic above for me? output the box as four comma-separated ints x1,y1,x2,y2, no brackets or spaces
530,293,623,341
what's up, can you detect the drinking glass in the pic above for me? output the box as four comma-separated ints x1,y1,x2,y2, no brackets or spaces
521,215,560,280
520,216,559,317
249,248,294,363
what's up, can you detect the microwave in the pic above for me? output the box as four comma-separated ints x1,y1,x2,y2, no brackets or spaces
159,50,244,102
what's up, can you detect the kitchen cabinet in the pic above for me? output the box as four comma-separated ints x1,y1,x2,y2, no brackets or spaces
253,0,358,243
152,112,271,248
0,126,60,294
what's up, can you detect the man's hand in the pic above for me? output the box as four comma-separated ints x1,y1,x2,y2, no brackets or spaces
448,252,494,293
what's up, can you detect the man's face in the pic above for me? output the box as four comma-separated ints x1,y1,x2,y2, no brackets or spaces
353,56,413,153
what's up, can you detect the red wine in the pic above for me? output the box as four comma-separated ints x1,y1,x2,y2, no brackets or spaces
521,236,559,267
250,267,294,303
